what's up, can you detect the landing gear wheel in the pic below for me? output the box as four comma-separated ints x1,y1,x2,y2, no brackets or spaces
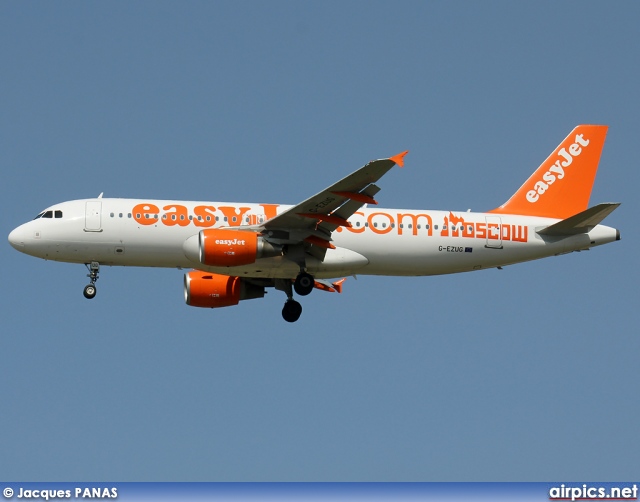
282,299,302,323
294,272,314,296
83,284,97,299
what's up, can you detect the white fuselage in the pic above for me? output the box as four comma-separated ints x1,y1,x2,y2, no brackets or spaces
8,198,619,279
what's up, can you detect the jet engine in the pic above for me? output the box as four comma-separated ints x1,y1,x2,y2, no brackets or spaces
184,270,265,308
183,229,281,267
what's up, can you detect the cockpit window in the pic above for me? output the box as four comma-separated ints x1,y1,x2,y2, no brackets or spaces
33,210,63,220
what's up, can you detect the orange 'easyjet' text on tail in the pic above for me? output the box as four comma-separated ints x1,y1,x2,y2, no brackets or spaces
489,125,608,219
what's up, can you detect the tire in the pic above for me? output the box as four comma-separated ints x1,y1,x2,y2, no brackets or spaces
282,300,302,323
83,284,97,299
294,272,314,296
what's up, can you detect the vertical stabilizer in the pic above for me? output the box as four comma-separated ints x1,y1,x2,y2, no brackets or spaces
490,125,608,219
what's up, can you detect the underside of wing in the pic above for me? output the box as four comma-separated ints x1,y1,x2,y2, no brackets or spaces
260,151,408,259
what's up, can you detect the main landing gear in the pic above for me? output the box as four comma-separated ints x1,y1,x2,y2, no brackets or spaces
282,298,303,323
277,271,315,322
83,261,100,299
293,271,314,296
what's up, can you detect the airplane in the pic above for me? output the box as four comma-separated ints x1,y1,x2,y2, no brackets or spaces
8,124,620,322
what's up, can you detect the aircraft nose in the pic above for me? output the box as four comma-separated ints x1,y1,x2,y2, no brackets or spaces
8,225,28,250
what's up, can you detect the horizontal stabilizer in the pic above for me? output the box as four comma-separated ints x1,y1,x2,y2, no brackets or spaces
537,203,620,236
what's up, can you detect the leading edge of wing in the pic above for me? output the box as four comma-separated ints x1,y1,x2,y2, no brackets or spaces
263,151,408,235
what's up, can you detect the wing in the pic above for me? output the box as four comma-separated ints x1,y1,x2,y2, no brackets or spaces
260,151,408,259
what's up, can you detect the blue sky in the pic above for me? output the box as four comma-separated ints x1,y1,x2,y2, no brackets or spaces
1,1,638,481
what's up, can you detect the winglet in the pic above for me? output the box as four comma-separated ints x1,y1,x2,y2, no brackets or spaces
389,150,409,168
332,278,346,294
312,277,347,294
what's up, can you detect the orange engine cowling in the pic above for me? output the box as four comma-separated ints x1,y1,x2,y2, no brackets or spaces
198,229,281,267
184,270,265,309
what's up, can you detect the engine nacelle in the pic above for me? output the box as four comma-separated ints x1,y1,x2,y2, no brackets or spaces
183,229,281,267
184,270,265,309
200,229,258,266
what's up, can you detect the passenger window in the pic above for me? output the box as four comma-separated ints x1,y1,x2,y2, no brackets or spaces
119,213,123,218
110,213,114,217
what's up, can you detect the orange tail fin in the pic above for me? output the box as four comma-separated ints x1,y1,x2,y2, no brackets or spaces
489,125,608,219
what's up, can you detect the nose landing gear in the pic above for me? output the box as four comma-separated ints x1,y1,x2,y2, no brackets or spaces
83,261,100,299
83,284,97,299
